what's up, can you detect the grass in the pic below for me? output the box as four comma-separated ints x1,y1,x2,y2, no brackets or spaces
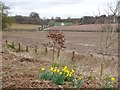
51,21,74,26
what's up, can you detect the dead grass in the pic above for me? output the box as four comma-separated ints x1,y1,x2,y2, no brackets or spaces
10,23,41,30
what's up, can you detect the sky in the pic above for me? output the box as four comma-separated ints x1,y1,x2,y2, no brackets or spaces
1,0,118,19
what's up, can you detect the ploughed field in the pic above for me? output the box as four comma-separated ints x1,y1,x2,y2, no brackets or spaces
2,31,118,56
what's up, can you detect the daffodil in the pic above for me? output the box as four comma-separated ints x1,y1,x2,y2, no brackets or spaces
54,67,57,69
69,72,73,76
50,67,53,71
71,69,75,73
66,73,69,77
59,72,62,74
111,77,115,81
53,69,57,72
64,69,69,73
41,67,45,71
57,69,60,73
78,77,82,80
62,66,68,71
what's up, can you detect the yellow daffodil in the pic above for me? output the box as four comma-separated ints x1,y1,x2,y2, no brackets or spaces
53,69,57,72
62,66,68,71
66,70,69,74
69,72,73,76
41,67,45,71
57,69,60,73
66,73,69,77
60,72,62,74
50,67,53,71
111,77,115,81
71,69,75,73
78,77,82,80
54,67,57,69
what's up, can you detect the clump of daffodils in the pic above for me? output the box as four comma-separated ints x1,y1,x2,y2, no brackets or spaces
49,66,75,77
62,66,75,77
40,66,83,87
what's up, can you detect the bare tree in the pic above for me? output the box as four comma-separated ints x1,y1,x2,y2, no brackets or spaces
99,1,119,79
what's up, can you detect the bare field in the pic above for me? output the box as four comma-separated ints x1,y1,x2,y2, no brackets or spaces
49,24,117,31
2,31,118,56
2,31,118,88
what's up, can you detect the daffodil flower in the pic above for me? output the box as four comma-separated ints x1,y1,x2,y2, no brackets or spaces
111,77,115,81
53,69,57,72
71,69,75,73
41,67,45,71
78,77,82,80
50,67,53,71
57,69,60,73
60,72,62,74
62,66,68,71
54,67,57,69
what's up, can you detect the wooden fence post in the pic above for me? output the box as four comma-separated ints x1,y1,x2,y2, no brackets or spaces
5,40,8,45
18,43,21,51
72,51,75,61
26,45,28,52
35,45,37,53
45,47,47,54
57,49,60,59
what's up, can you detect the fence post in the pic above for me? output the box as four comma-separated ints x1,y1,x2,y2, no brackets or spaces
45,47,47,54
26,45,28,52
72,51,75,61
35,45,37,53
18,43,21,51
57,49,60,59
5,40,8,45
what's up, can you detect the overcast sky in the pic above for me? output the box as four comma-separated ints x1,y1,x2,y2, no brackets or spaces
1,0,118,19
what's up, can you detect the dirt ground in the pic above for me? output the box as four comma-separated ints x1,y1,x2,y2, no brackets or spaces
1,31,118,88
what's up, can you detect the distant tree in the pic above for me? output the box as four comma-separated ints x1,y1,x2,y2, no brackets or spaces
55,17,62,22
1,2,15,30
29,12,39,18
51,17,54,20
14,15,23,24
80,16,96,24
98,15,107,23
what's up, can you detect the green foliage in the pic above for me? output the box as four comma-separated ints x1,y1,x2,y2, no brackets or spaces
72,77,84,88
2,15,15,30
6,42,16,50
40,71,53,81
52,72,65,85
1,3,15,30
102,75,116,89
39,66,84,87
52,62,61,68
76,79,84,88
49,21,73,26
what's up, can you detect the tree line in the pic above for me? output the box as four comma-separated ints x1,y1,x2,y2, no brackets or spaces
14,14,119,25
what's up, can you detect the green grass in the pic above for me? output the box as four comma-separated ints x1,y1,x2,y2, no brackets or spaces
51,21,73,26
